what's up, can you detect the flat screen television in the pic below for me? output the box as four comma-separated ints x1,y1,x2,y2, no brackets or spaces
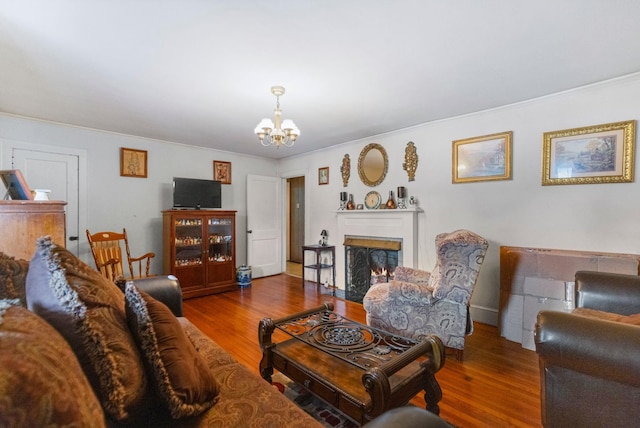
173,177,221,209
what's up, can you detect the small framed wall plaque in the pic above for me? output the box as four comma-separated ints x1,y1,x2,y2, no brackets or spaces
318,167,329,185
214,160,232,184
120,148,148,178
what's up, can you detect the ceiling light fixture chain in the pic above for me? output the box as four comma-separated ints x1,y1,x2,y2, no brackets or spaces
254,85,299,148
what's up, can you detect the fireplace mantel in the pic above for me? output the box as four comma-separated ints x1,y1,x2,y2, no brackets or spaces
335,208,422,290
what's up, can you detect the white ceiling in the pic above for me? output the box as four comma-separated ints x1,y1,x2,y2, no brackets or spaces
2,1,640,159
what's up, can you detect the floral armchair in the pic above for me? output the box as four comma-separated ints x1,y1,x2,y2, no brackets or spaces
363,229,488,361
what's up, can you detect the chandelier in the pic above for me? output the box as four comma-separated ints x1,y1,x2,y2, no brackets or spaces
254,86,300,148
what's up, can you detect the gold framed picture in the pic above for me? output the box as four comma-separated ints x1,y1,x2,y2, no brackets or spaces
318,166,329,185
453,131,512,183
120,148,148,178
542,120,635,185
213,160,232,184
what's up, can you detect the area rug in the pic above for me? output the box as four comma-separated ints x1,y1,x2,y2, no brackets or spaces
271,372,359,428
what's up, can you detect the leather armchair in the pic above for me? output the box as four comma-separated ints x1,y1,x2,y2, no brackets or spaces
574,270,640,314
129,274,183,317
535,271,640,428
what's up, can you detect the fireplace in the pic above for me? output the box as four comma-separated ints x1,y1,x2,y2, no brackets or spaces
344,236,401,302
335,208,422,292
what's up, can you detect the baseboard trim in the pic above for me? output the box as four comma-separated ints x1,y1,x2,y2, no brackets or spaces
471,304,498,326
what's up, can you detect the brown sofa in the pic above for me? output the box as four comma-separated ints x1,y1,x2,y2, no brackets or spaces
535,271,640,428
1,238,453,427
0,241,322,428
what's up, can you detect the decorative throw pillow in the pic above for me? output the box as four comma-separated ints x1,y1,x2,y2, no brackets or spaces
0,300,106,427
25,236,149,422
124,282,219,419
573,307,622,322
573,307,640,326
0,252,29,305
622,313,640,325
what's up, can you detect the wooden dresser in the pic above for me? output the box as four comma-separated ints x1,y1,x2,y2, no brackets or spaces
0,200,67,260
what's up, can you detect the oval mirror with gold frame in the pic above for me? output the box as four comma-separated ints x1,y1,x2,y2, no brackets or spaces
358,143,388,187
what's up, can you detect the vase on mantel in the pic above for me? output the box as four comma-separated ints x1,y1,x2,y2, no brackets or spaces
346,194,355,210
385,191,396,209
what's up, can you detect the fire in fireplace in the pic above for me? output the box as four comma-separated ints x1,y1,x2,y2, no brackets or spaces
344,236,401,303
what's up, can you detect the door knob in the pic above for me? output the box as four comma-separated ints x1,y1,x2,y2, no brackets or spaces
247,230,252,234
69,236,79,241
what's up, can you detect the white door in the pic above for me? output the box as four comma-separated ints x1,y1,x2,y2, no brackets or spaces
246,174,282,277
12,148,81,255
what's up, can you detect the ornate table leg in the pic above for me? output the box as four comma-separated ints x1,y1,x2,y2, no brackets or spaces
422,335,445,415
258,317,275,383
423,373,443,415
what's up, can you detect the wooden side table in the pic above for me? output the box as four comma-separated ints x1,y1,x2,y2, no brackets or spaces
302,244,336,296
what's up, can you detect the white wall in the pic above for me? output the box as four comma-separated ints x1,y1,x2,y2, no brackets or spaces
2,74,640,326
0,115,278,269
278,73,640,325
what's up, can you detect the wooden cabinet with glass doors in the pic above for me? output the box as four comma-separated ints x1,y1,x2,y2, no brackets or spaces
162,210,237,298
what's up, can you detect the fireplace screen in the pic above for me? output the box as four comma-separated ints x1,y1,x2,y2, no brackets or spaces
344,237,401,303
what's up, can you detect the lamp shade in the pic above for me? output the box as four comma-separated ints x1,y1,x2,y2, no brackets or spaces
282,119,300,137
256,118,274,133
281,119,295,131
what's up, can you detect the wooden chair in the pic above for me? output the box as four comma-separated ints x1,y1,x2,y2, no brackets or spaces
86,228,155,281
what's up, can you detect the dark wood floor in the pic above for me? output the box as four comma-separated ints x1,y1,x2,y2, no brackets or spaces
183,274,542,428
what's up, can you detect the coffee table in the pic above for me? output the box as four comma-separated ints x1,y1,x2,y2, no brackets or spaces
259,303,445,425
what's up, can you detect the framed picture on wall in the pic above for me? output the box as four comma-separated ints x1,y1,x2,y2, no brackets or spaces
120,148,148,178
318,167,329,185
542,120,635,185
213,160,232,184
453,131,512,183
